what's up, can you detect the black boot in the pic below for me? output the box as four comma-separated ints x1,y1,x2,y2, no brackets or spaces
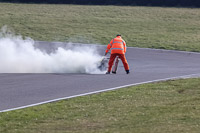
126,70,130,74
106,71,110,74
112,71,116,74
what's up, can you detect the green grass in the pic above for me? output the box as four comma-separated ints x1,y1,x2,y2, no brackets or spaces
0,78,200,133
0,3,200,51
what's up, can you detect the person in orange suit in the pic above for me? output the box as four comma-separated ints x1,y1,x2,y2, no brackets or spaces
105,34,130,74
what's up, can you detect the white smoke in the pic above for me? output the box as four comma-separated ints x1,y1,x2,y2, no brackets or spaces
0,26,105,74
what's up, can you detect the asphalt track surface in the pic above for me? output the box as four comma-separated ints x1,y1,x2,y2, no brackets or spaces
1,41,200,112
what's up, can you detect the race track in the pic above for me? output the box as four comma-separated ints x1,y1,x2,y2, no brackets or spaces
1,41,200,112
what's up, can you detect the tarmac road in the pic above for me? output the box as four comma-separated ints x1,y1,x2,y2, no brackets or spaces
1,41,200,112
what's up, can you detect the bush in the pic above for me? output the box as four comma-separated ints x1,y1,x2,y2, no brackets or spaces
0,0,200,7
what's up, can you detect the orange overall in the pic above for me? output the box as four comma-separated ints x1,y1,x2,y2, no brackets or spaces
105,36,129,72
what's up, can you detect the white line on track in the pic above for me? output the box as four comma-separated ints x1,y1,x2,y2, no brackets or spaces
129,47,200,55
124,46,200,55
36,41,200,55
1,73,200,113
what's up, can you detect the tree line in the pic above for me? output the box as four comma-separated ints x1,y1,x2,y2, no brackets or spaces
0,0,200,7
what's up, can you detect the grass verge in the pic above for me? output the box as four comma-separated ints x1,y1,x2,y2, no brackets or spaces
0,3,200,52
0,78,200,133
